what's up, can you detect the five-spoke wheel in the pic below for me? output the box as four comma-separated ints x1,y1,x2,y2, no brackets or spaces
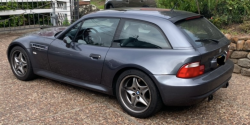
116,70,162,118
10,46,35,81
119,76,151,113
11,50,27,77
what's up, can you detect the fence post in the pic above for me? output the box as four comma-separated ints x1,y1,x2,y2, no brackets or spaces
73,0,79,22
66,0,71,23
52,1,57,26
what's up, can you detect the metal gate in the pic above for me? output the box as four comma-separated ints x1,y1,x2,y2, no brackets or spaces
0,0,80,32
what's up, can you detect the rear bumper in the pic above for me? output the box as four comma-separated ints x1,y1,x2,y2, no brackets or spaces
152,60,234,106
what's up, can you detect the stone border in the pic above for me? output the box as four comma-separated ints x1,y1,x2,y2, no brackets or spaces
225,34,250,77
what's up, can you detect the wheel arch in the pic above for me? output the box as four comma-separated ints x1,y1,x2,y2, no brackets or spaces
111,66,161,98
7,42,29,62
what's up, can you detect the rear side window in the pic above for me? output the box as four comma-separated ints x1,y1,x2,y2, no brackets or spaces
176,18,224,46
113,19,171,49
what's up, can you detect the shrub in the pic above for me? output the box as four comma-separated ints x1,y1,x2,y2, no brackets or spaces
239,21,250,33
0,0,52,28
62,17,70,26
157,0,250,28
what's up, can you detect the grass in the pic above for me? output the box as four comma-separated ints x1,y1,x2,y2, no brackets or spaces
220,20,250,36
91,0,105,9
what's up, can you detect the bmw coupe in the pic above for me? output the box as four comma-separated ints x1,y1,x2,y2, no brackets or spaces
7,8,234,118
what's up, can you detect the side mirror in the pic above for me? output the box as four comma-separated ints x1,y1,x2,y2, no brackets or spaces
63,36,72,47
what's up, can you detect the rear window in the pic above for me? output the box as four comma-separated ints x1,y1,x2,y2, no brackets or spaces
113,19,171,49
176,18,224,46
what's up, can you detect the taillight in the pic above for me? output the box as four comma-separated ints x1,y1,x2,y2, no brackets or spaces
177,62,205,78
185,16,201,20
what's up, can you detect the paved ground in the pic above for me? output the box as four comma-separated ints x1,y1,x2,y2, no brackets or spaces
0,32,250,125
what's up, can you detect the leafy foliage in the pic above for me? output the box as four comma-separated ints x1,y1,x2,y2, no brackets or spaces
0,0,51,11
239,21,250,33
157,0,199,13
0,0,52,28
157,0,250,28
62,17,70,26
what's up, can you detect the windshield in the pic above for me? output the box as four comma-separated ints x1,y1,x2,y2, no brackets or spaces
176,18,224,46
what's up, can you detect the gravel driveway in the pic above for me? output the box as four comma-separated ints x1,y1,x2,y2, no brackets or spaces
0,32,250,125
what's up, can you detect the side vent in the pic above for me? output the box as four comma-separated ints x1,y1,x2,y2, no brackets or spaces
31,43,48,51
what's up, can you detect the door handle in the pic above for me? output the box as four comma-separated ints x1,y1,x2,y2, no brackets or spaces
90,54,101,60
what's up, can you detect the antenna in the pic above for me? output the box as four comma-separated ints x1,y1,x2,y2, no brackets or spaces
171,0,183,11
171,1,178,11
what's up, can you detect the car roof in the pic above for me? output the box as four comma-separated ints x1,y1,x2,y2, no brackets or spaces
89,8,201,23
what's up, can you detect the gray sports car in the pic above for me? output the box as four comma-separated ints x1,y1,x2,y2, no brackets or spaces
7,8,234,118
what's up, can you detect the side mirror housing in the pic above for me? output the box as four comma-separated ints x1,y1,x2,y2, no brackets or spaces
63,36,72,47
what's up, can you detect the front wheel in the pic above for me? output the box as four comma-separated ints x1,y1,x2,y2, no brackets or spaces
116,70,162,118
10,46,36,81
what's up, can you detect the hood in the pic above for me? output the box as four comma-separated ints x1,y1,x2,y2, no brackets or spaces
37,27,67,37
12,27,68,44
10,27,68,50
21,27,67,38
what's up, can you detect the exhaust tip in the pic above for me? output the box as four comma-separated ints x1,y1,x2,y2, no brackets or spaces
222,83,229,88
208,95,213,102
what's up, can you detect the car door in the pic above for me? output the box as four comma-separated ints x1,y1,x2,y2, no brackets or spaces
48,18,120,84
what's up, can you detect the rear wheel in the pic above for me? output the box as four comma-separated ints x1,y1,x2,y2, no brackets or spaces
116,69,162,118
10,46,35,81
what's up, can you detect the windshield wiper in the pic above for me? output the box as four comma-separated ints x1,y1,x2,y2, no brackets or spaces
195,39,219,43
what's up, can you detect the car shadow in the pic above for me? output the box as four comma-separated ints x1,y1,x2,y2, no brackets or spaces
35,76,209,117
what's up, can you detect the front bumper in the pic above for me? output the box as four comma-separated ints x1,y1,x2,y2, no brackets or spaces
152,60,234,106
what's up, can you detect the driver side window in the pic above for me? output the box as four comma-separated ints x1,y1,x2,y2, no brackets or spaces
60,18,120,47
75,18,120,47
60,22,82,40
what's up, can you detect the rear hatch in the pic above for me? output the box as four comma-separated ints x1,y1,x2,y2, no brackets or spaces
175,17,230,72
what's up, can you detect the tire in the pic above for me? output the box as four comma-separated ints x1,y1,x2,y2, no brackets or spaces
116,69,162,118
10,46,36,81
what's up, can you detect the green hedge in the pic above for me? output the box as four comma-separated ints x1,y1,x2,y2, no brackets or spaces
0,0,52,28
157,0,250,28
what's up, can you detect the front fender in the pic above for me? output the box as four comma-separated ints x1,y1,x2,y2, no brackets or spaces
7,40,31,62
7,35,55,70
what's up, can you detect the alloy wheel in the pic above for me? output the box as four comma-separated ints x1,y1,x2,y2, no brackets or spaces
11,50,28,77
119,75,151,113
